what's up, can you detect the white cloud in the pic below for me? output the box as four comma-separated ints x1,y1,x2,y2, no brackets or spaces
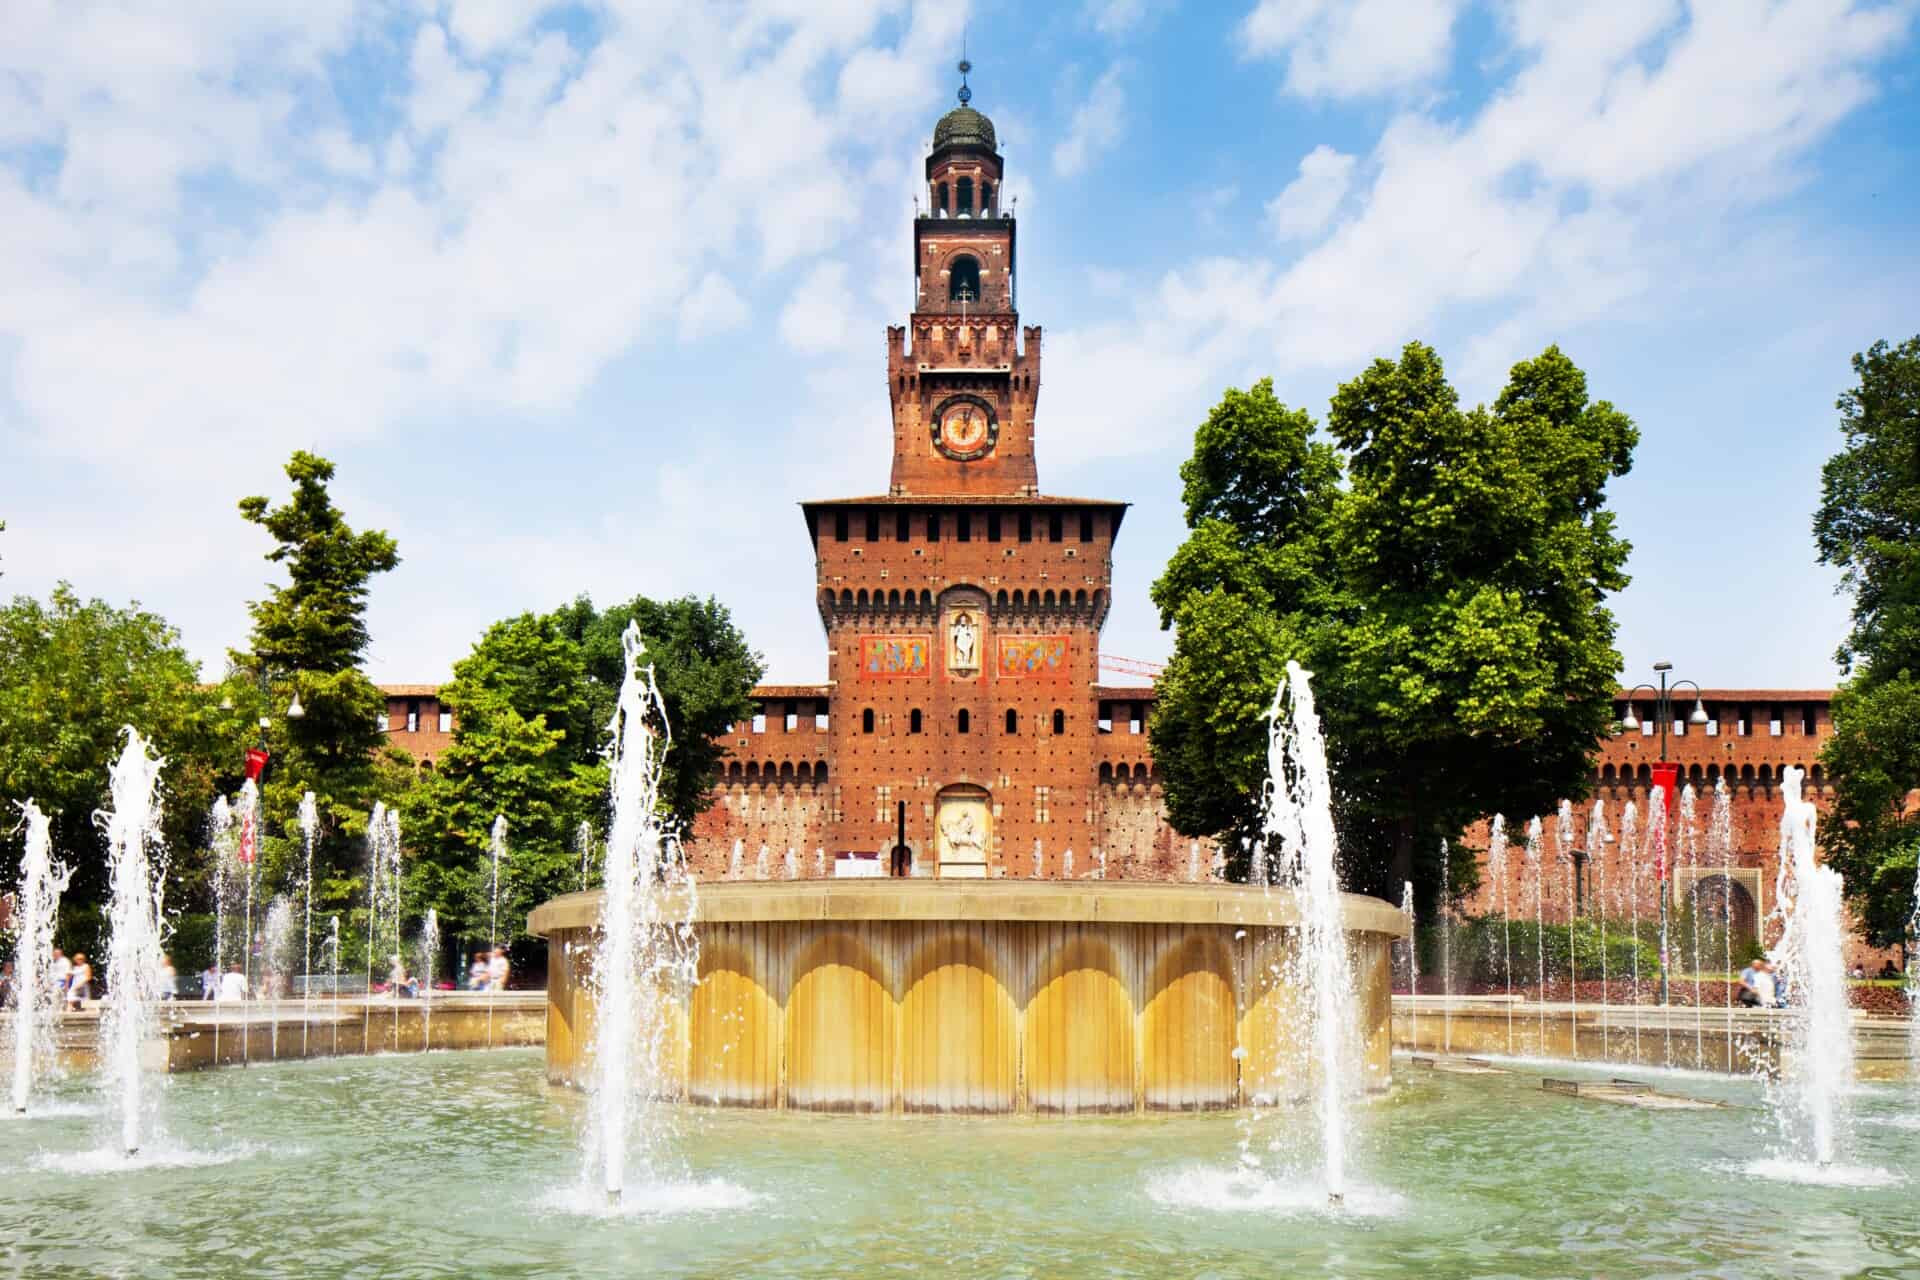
1086,0,1161,35
1241,0,1465,98
778,262,856,354
1265,144,1354,239
678,272,750,342
1052,64,1127,177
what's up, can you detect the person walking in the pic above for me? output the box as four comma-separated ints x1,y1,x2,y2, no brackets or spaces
487,948,510,992
50,948,71,1004
64,953,93,1009
1737,957,1775,1009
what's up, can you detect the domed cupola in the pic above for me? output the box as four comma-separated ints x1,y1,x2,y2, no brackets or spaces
924,61,1005,220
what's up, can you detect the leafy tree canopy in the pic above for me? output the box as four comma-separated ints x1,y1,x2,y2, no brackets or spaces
403,594,761,944
0,584,243,912
1813,336,1920,947
230,451,404,918
1151,346,1635,913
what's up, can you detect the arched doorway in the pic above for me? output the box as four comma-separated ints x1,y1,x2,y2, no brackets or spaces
934,784,991,878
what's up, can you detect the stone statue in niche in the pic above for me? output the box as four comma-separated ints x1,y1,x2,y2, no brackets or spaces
940,807,984,864
948,609,978,673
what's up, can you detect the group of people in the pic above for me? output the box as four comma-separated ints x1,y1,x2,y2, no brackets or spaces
0,947,96,1011
1736,956,1787,1008
468,947,511,992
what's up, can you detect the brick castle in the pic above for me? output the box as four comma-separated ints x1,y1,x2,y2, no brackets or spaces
378,83,1868,951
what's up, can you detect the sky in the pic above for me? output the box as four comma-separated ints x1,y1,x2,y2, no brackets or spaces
3,0,1917,694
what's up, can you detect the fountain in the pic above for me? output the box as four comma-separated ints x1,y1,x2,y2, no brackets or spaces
1438,840,1452,1053
1586,800,1611,1050
262,895,295,1055
754,844,769,881
1400,881,1418,1052
234,780,261,1065
1710,779,1736,1073
1764,766,1856,1173
1188,841,1201,883
1487,815,1513,1053
1556,801,1577,1058
727,839,743,881
582,623,701,1204
207,794,234,1062
1620,799,1641,1055
326,915,342,1056
1258,660,1357,1205
1909,859,1919,1072
578,819,596,891
1032,839,1043,878
488,814,506,1046
98,728,168,1157
814,848,826,879
1523,817,1543,1054
783,847,798,880
1678,783,1702,1064
364,802,401,1046
1063,846,1074,880
299,790,318,1054
10,801,72,1114
418,908,440,1038
1641,784,1668,1062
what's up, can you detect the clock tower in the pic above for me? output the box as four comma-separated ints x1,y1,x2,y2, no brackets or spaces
887,60,1040,497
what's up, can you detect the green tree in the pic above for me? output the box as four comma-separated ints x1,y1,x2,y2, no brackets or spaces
0,584,243,918
229,451,404,921
403,594,761,947
1151,346,1636,912
1814,336,1920,949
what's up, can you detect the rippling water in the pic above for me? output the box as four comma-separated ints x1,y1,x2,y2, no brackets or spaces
2,1051,1915,1278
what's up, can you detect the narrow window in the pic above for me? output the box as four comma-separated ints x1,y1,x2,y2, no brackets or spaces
958,709,971,734
981,180,994,212
752,712,767,734
988,512,1001,542
862,708,875,735
1737,705,1751,737
949,254,981,302
910,709,923,734
785,709,798,732
438,710,452,733
926,512,941,540
957,514,971,542
935,182,948,214
835,511,849,541
896,510,910,541
1674,714,1686,738
1097,702,1113,734
1079,511,1094,542
1018,512,1033,542
1769,704,1783,737
1048,512,1064,542
1052,708,1065,735
866,510,880,542
957,177,973,214
1801,704,1816,734
407,699,420,733
1005,708,1018,734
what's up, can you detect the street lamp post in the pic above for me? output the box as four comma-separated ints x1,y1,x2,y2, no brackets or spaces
1619,661,1710,1007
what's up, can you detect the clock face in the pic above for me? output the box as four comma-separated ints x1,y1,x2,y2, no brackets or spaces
932,395,998,461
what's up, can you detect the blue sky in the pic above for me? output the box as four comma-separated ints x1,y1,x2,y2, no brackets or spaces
3,0,1917,691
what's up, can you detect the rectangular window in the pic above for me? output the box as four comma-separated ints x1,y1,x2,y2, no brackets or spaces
988,512,1001,542
835,511,849,541
1801,704,1817,734
1019,512,1032,542
437,710,452,733
1129,706,1143,735
1640,719,1654,737
785,710,798,732
896,510,910,541
1673,716,1686,737
1049,512,1064,542
1770,704,1783,737
1737,705,1751,736
926,512,940,541
752,713,766,734
957,514,971,542
876,785,891,824
1079,511,1094,542
407,711,419,734
866,510,880,542
1097,702,1113,734
1035,785,1051,824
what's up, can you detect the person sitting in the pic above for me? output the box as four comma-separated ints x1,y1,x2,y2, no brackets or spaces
468,952,489,990
1737,957,1775,1008
217,963,248,1003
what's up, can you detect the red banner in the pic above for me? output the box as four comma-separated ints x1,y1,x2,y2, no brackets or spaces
1650,761,1681,882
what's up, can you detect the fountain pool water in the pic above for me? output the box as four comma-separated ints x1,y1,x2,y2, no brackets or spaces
9,800,72,1114
7,1049,1915,1276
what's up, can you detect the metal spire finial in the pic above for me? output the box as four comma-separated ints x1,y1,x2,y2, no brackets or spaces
957,36,972,106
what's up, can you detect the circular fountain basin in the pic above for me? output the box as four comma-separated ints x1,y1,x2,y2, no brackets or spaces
528,880,1406,1114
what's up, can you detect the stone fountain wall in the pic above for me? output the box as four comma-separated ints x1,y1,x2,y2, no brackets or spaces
530,881,1405,1114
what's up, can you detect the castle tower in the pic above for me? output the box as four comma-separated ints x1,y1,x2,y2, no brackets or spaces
804,65,1128,878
